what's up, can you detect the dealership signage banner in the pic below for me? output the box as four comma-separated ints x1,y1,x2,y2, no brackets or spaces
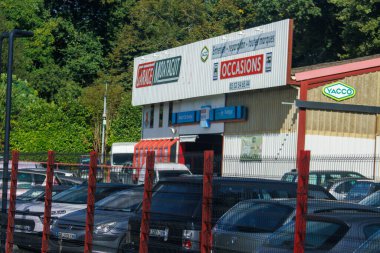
322,82,356,102
133,19,292,106
240,136,263,161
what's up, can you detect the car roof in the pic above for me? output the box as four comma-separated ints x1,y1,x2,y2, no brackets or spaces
285,170,365,175
25,185,71,191
157,176,327,189
307,212,380,223
80,182,138,188
235,198,380,213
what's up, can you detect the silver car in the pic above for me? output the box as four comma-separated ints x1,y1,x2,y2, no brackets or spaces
212,199,380,253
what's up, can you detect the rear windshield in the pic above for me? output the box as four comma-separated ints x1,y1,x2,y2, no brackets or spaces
216,202,293,233
265,220,348,250
113,153,134,166
158,170,191,179
96,188,143,212
347,182,373,198
148,183,202,217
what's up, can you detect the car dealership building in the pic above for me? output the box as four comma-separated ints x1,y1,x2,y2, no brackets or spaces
131,19,380,179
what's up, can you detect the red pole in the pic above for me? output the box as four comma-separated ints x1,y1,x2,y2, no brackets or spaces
84,151,98,253
139,151,155,253
5,150,19,253
294,150,311,253
201,150,214,253
41,150,55,253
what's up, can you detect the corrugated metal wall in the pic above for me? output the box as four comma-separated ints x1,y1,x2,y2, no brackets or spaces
222,86,298,178
306,71,380,138
225,86,298,134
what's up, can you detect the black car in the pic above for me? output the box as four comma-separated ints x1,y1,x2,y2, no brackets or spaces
281,169,367,189
126,176,335,252
49,186,144,253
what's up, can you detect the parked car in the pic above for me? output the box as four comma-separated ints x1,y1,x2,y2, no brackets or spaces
328,178,369,200
212,198,380,253
49,186,144,253
137,162,192,185
126,176,335,252
13,183,136,251
281,170,367,189
0,169,62,196
359,190,380,208
258,212,380,253
345,180,380,202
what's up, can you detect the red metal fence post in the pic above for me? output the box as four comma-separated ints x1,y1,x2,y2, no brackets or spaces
41,150,55,253
139,151,155,253
84,151,98,253
294,150,311,253
5,150,19,253
201,150,214,253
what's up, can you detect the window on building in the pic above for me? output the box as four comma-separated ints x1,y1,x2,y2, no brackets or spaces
159,103,164,128
168,101,173,126
150,105,154,128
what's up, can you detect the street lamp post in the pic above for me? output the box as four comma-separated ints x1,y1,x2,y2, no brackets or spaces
1,29,33,253
100,83,108,164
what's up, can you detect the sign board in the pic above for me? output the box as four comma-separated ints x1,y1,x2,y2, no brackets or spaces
132,19,292,106
240,136,263,161
322,82,356,101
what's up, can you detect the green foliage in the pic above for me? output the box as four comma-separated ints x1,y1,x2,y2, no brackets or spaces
329,0,380,58
108,92,141,144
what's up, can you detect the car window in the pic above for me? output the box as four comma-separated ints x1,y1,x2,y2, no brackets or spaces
17,173,33,184
96,188,143,211
309,174,318,185
335,180,356,194
308,190,331,200
17,189,44,201
282,174,296,182
148,183,202,217
359,191,380,207
355,230,380,253
34,174,46,185
158,170,191,179
52,186,126,204
348,173,365,178
265,220,348,250
216,203,293,233
347,182,373,198
363,224,380,239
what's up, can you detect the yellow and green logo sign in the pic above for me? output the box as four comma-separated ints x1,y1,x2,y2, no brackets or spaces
322,82,356,101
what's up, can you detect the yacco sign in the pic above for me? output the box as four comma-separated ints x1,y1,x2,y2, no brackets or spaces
322,82,356,101
135,56,182,88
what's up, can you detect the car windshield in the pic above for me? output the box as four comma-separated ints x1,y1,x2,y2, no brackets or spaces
265,220,348,250
347,182,373,199
96,188,143,212
52,185,124,204
113,153,133,166
146,183,202,217
216,202,293,233
158,170,191,179
359,191,380,207
355,230,380,253
17,188,44,201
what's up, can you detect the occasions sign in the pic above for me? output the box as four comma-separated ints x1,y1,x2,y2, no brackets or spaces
220,54,263,80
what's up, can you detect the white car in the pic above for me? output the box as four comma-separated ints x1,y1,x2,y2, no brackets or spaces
13,183,135,251
137,162,192,185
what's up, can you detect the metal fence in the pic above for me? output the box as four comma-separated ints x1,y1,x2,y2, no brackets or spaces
1,150,380,253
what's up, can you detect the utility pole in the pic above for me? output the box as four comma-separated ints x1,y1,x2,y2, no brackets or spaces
100,83,107,164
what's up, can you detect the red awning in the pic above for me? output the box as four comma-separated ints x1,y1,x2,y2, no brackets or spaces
133,139,178,167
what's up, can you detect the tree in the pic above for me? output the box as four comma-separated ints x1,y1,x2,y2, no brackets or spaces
329,0,380,59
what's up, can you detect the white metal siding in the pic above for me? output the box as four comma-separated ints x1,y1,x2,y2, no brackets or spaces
222,134,297,179
132,19,291,106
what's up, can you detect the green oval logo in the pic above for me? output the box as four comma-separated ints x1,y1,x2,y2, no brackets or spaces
322,82,356,101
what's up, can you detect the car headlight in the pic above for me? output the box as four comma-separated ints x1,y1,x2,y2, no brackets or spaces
94,222,117,234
